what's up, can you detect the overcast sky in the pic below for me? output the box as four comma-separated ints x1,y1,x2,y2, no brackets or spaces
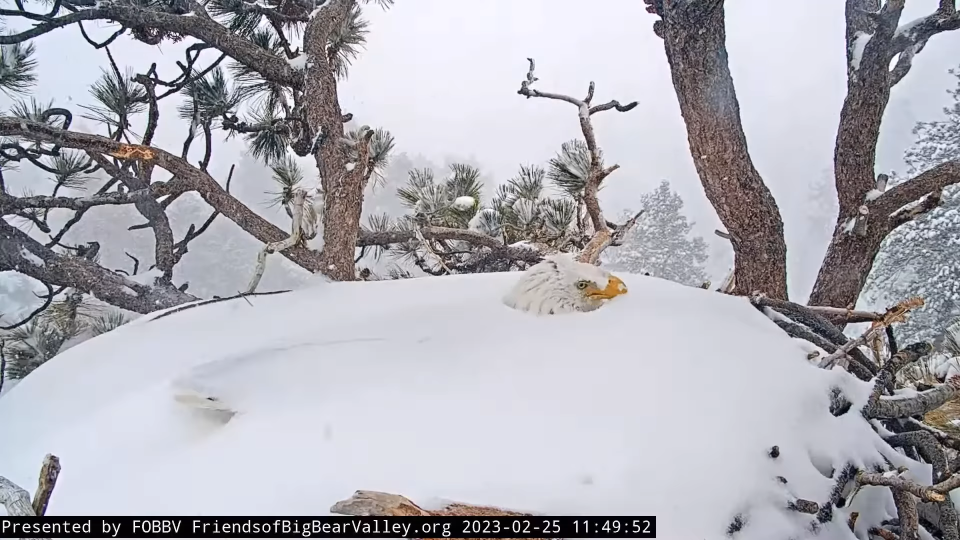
6,0,960,299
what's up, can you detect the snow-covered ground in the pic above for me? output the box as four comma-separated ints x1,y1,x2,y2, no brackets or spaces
0,271,915,538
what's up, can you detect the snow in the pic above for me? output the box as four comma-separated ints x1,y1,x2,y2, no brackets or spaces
865,189,883,202
127,268,164,286
18,247,43,267
894,16,925,40
345,162,356,172
451,196,475,210
287,55,308,71
842,217,857,234
0,272,911,538
850,32,872,71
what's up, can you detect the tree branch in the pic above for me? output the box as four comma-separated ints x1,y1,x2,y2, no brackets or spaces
516,57,637,238
0,4,301,87
0,218,196,313
856,470,946,503
875,160,960,221
31,454,59,517
868,375,960,419
0,118,324,273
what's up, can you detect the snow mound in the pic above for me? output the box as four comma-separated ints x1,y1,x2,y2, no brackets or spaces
0,272,900,538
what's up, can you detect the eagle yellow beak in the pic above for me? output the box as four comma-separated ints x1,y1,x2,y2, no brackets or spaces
585,275,628,300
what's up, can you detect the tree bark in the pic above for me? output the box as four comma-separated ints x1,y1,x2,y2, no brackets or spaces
809,0,960,308
655,0,788,299
303,0,363,281
0,119,326,273
0,218,197,313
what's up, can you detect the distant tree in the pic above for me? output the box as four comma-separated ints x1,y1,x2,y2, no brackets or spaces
602,180,708,286
862,67,960,343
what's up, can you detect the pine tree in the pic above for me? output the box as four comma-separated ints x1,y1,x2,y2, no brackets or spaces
862,66,960,344
602,180,709,286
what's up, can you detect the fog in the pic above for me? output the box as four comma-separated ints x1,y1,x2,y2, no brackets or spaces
4,0,959,300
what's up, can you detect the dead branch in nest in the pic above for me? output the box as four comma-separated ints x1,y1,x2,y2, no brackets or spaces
32,454,60,516
884,431,948,483
806,305,886,324
517,57,637,263
331,490,533,518
0,475,35,517
752,293,878,376
1,453,61,533
869,374,960,420
856,470,945,503
819,298,924,370
331,490,547,540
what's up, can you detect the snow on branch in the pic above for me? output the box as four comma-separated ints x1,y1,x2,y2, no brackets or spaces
872,160,960,227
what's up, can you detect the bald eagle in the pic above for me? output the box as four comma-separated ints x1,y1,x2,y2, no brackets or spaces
502,253,628,315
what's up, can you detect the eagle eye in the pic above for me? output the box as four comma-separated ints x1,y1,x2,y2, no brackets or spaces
575,280,590,290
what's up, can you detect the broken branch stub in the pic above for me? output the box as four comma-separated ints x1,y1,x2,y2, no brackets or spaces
32,454,60,516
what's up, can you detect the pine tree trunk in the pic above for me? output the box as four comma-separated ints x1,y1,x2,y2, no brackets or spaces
658,1,788,299
303,0,360,281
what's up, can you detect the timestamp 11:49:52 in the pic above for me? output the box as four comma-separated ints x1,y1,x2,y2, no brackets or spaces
570,517,656,538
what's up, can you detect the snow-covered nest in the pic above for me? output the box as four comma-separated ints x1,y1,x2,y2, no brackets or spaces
0,272,917,538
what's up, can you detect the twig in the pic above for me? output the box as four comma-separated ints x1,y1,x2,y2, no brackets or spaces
0,282,57,330
148,290,291,323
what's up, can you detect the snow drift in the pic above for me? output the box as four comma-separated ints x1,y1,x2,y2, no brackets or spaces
0,271,914,538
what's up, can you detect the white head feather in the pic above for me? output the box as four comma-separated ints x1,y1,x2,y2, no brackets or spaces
502,253,629,315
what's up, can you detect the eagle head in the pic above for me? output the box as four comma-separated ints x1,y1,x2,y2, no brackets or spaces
502,253,628,315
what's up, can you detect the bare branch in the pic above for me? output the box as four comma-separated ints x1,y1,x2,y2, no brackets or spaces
32,454,60,517
868,375,960,419
0,4,301,87
0,218,196,313
247,189,307,294
856,470,946,502
0,476,36,518
0,282,61,331
0,188,162,213
516,57,636,242
0,118,324,273
89,153,176,280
